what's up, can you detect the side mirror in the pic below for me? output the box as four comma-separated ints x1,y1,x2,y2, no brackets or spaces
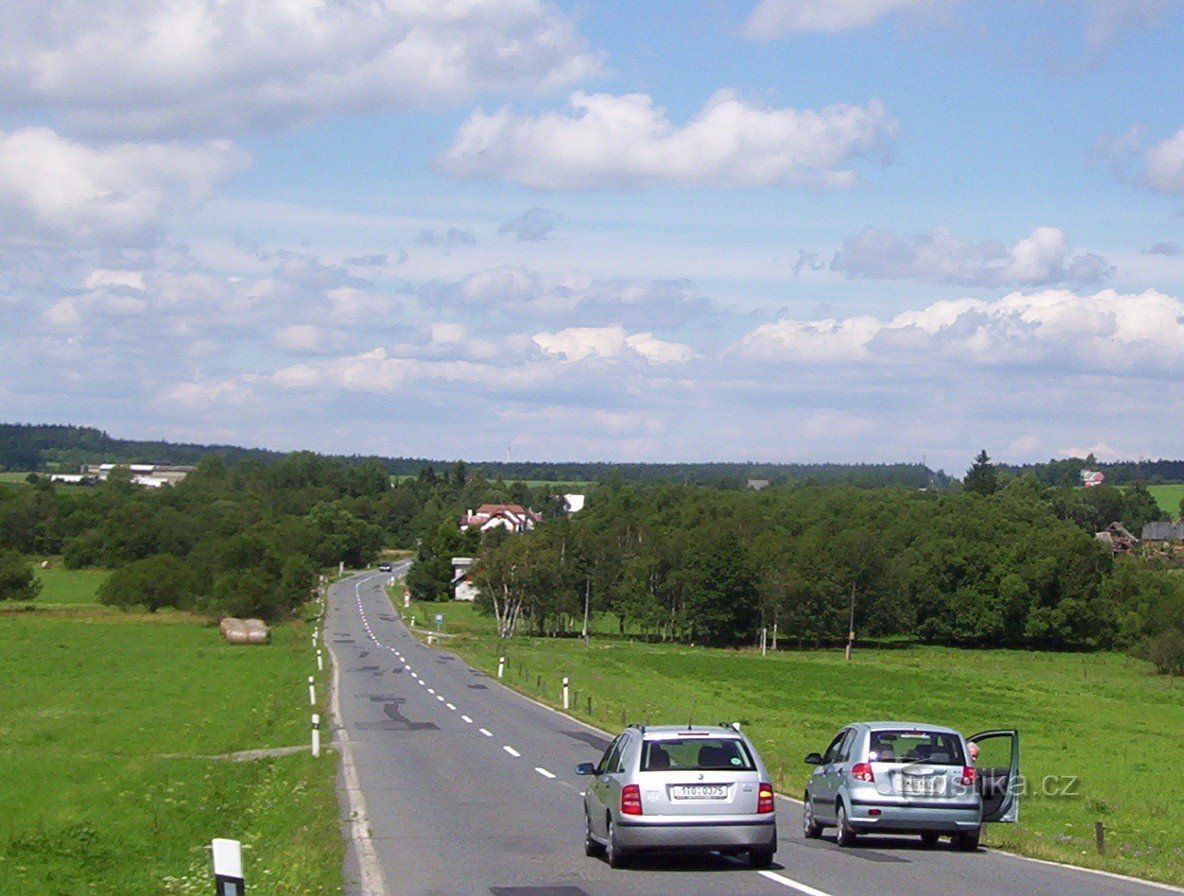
804,753,824,765
575,762,597,776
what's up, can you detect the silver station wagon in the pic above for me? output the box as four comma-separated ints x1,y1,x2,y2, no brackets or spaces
803,721,1019,850
576,723,777,869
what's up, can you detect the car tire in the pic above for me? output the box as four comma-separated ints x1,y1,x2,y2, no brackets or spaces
920,832,939,848
952,828,981,851
584,813,604,857
605,818,630,869
802,795,824,839
835,804,858,848
750,847,775,869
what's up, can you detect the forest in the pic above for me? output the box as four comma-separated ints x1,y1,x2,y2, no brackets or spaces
2,445,1183,674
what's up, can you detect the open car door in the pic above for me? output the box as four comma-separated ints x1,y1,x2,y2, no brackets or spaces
969,729,1020,823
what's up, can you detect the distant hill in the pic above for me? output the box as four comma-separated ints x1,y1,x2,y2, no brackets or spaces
0,422,950,488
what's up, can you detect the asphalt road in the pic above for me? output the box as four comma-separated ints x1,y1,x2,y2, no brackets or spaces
326,570,1183,896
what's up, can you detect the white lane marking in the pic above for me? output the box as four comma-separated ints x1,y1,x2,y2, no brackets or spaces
446,703,457,711
479,728,493,737
759,871,835,896
427,688,435,694
503,746,521,758
535,767,555,779
410,672,418,678
436,695,445,702
461,715,473,724
417,679,425,686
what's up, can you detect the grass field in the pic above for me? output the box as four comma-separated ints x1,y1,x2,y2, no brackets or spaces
1147,484,1184,517
0,590,340,894
403,596,1184,886
32,564,109,605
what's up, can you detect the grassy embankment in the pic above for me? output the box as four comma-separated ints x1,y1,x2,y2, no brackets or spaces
1,568,341,895
404,596,1184,886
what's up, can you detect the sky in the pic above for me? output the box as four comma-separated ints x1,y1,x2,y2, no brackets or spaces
3,0,1184,474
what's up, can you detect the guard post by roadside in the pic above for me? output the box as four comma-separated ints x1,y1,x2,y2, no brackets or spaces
211,838,245,896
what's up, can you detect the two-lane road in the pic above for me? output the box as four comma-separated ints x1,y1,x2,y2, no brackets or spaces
326,571,1183,896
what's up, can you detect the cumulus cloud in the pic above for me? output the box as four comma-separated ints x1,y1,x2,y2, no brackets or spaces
0,0,600,137
440,90,898,189
738,288,1184,374
741,0,938,38
499,207,557,241
1143,126,1184,194
533,326,694,364
0,127,247,247
831,225,1114,287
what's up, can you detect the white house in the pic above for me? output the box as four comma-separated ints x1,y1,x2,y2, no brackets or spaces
451,557,479,601
458,503,541,533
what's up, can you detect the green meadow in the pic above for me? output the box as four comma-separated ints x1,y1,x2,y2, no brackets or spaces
0,586,340,894
408,597,1184,886
1147,483,1184,517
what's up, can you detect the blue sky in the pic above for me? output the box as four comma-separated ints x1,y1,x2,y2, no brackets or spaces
2,0,1184,473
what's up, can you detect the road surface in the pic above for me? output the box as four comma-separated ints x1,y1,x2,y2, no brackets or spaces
325,570,1182,896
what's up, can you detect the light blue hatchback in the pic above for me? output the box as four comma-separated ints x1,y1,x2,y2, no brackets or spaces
803,721,1019,850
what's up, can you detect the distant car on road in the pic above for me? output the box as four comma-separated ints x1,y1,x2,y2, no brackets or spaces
576,723,777,869
377,562,392,572
803,721,1019,850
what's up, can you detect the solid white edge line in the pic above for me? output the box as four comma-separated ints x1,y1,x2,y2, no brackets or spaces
329,580,388,896
503,746,521,757
758,870,834,896
1003,853,1184,894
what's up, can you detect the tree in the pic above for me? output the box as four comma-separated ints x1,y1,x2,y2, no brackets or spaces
0,550,41,601
97,554,193,612
964,450,998,496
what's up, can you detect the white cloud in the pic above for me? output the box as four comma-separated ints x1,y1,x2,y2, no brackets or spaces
738,287,1184,373
533,325,693,364
741,0,938,38
1143,126,1184,194
831,225,1114,287
441,90,898,189
0,128,247,247
0,0,600,137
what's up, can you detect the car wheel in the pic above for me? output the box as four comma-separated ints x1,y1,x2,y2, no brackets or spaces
802,795,823,839
920,832,939,848
584,813,604,857
835,804,858,848
605,818,630,869
952,828,981,851
750,847,775,869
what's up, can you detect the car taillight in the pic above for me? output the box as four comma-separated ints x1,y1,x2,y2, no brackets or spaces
851,762,875,783
960,766,976,787
621,784,643,816
758,783,775,813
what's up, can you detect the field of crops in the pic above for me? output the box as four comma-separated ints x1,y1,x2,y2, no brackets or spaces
407,597,1184,886
0,578,340,895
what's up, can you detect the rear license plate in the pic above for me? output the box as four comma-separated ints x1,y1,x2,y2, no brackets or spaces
901,774,944,797
671,784,728,799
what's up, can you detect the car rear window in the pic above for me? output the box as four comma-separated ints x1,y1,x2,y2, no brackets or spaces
640,737,756,772
868,730,965,766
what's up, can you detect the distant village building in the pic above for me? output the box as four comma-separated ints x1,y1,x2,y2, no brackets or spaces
562,494,586,514
747,479,771,491
451,557,478,601
458,503,541,533
1095,521,1139,553
51,463,194,488
1141,521,1184,543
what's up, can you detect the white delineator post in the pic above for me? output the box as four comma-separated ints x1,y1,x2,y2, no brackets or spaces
308,675,316,706
497,656,505,679
211,838,245,896
317,649,323,672
312,629,318,649
311,713,321,758
562,676,570,710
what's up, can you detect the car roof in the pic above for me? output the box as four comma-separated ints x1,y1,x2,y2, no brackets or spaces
855,721,963,736
633,724,745,739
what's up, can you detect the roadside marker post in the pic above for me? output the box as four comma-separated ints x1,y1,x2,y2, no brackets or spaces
497,656,505,679
308,676,316,707
316,649,323,672
211,838,245,896
562,676,570,711
311,713,321,758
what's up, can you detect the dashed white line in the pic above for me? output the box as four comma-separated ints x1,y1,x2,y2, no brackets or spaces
436,695,445,702
446,703,457,711
758,871,835,896
535,767,555,779
427,688,435,694
479,728,493,737
503,746,521,758
461,715,473,724
417,680,425,686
